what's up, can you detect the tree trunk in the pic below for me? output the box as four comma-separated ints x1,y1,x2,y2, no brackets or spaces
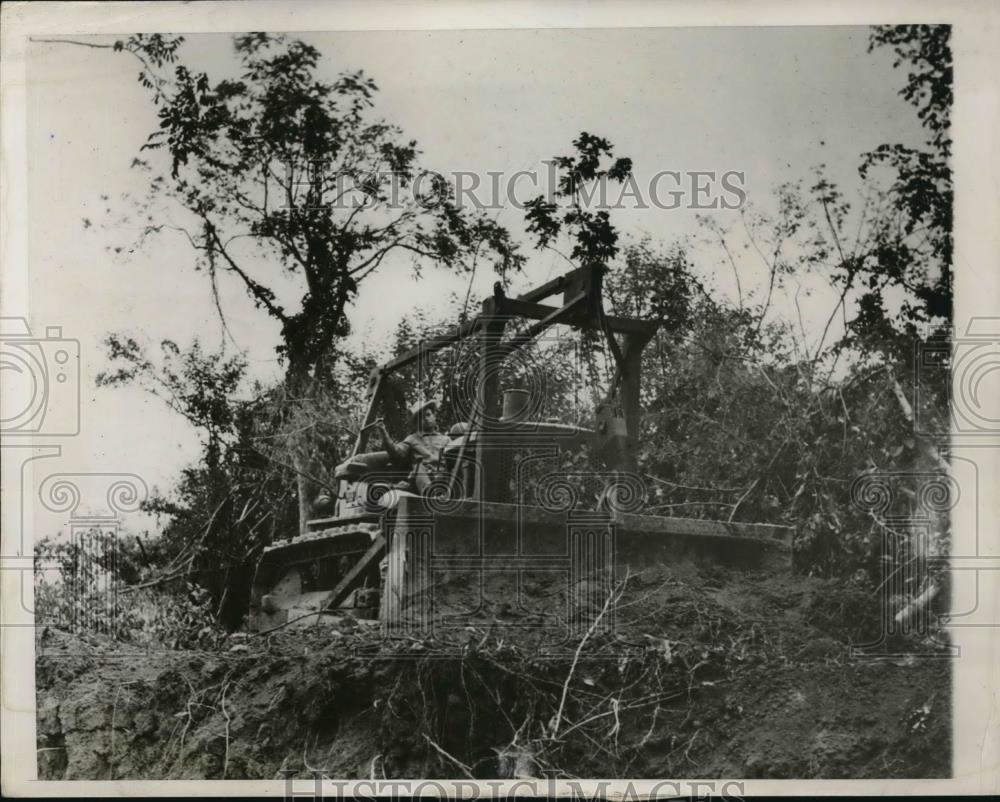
285,357,316,535
294,462,311,535
890,375,949,473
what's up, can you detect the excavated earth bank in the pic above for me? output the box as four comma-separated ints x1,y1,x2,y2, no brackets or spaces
36,564,950,780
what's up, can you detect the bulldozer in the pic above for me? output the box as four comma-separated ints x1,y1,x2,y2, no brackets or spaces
249,264,793,640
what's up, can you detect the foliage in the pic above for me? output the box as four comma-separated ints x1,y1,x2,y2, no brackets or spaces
98,335,248,457
601,234,944,578
134,581,222,649
97,336,318,628
110,32,524,529
35,530,124,638
121,32,523,375
604,24,953,578
34,531,224,648
525,132,633,264
855,25,952,351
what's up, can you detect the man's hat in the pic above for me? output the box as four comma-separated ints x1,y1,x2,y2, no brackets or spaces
408,398,439,424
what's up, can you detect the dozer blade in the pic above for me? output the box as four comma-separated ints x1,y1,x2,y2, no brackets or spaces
379,495,793,648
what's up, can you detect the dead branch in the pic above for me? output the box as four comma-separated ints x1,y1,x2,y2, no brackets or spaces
220,681,232,779
422,734,475,779
727,478,761,523
549,573,627,740
643,473,744,494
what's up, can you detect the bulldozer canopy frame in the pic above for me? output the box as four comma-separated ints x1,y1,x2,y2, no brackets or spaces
352,263,658,464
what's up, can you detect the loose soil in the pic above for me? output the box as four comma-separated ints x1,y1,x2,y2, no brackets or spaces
36,564,950,780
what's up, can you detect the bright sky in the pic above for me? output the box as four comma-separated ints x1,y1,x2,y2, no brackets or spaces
25,26,926,528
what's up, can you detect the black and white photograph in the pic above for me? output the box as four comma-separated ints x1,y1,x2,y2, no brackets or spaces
2,1,998,797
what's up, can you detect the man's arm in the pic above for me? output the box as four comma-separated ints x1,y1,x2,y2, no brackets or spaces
377,421,410,464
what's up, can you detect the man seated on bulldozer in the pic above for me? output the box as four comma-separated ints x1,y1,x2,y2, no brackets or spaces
376,399,451,494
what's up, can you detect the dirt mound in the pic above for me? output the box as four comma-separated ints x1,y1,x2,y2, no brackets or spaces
35,566,950,780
